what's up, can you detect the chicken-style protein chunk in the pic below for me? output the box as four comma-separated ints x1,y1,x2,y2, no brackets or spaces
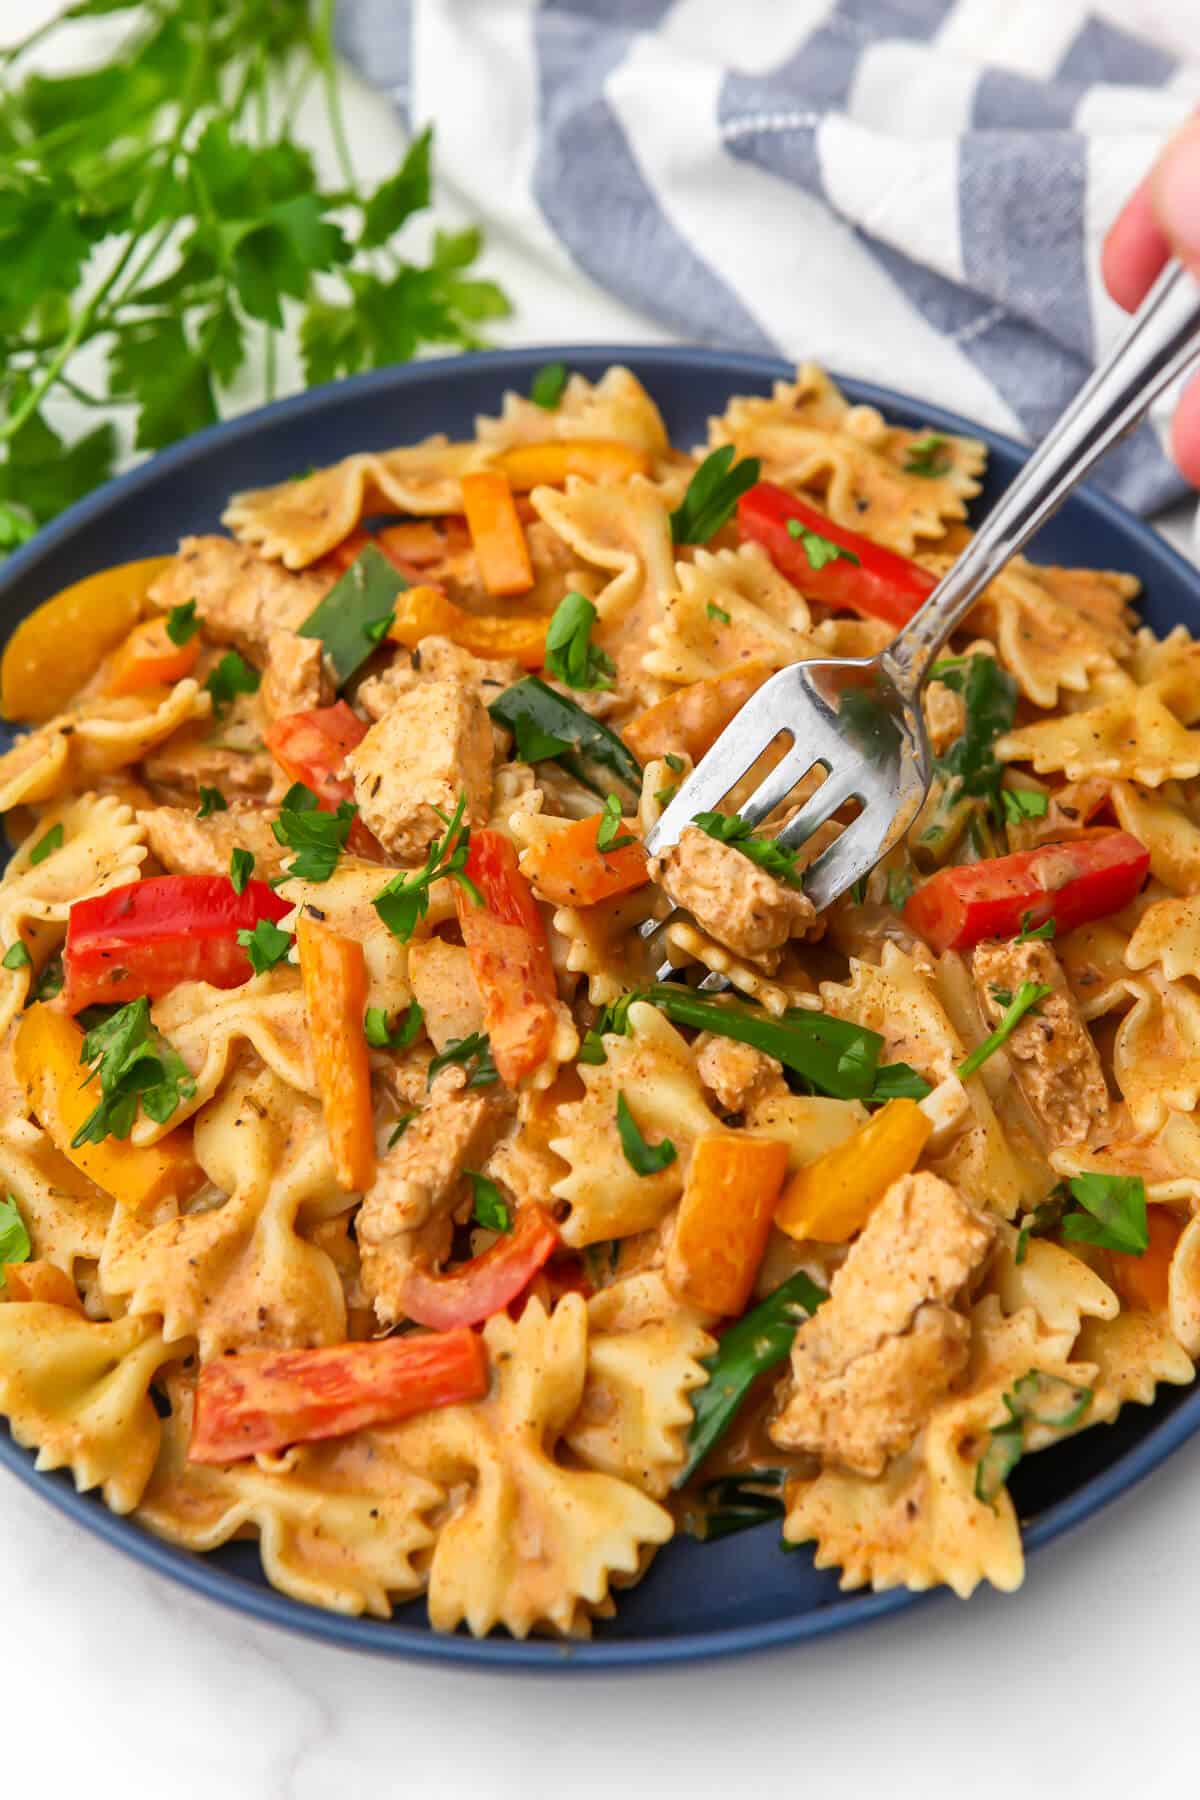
138,803,289,880
148,536,327,657
770,1170,995,1476
260,629,329,722
694,1034,785,1114
971,937,1108,1148
346,677,494,862
649,824,814,966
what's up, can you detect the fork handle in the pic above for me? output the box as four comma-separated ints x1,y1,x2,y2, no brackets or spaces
888,259,1200,693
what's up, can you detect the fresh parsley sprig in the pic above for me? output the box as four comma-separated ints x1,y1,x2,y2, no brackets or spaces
373,793,480,941
72,997,196,1146
529,362,567,409
975,1369,1092,1505
165,601,199,646
364,1001,424,1050
957,980,1051,1079
670,446,761,545
785,516,860,572
543,591,614,692
595,793,635,853
0,1195,31,1276
237,917,293,976
692,810,803,887
426,1032,497,1090
904,432,952,478
615,1092,677,1176
29,823,63,866
468,1170,512,1233
272,789,356,883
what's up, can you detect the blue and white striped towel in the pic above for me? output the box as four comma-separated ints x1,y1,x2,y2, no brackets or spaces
337,0,1200,516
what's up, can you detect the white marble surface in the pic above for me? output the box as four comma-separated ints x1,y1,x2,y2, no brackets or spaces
6,9,1200,1795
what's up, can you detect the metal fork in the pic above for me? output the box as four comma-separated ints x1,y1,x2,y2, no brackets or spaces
643,260,1200,968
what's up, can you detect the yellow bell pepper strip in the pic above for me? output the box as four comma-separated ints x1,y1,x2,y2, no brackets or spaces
518,810,649,907
460,470,534,597
774,1097,932,1243
388,584,548,669
106,615,201,696
295,913,376,1193
3,1260,82,1310
14,1004,202,1209
1,556,173,723
492,439,652,492
623,661,775,765
666,1133,790,1316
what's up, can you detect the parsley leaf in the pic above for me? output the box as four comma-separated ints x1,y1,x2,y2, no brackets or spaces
975,1369,1092,1505
1014,1186,1070,1264
426,1032,497,1090
933,654,1017,820
616,1091,677,1176
544,591,614,692
904,432,951,478
886,867,914,910
165,600,200,645
229,848,254,894
706,602,731,624
595,793,634,854
0,1195,31,1274
1061,1172,1149,1256
1016,909,1056,944
360,125,432,247
29,823,63,866
205,651,260,714
468,1170,512,1233
364,1001,424,1050
236,918,293,976
692,809,802,887
2,942,31,971
32,953,64,1002
73,997,196,1146
664,753,685,773
1001,788,1048,824
784,517,860,571
197,785,227,820
387,1112,417,1147
670,446,761,545
272,797,355,883
373,793,479,940
957,980,1052,1079
530,362,568,409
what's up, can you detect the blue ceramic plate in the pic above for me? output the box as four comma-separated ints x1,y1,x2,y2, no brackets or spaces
2,346,1198,1668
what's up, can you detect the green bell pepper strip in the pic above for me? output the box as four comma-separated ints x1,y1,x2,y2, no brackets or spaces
488,675,642,804
298,544,407,688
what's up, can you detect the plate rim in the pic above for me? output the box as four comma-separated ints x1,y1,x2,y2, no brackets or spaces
3,340,1199,1668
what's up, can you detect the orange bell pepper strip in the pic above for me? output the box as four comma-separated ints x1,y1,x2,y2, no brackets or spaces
1,555,174,723
460,470,534,597
455,827,560,1086
295,914,376,1193
13,1004,203,1210
189,1327,489,1463
666,1133,789,1316
623,661,775,764
492,439,652,491
518,812,649,907
106,615,200,695
775,1098,931,1243
375,520,446,566
1106,1205,1183,1314
388,584,548,669
3,1260,82,1310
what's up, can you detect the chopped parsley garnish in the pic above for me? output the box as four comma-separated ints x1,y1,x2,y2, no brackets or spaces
784,516,860,572
530,361,568,409
595,793,634,853
693,1468,790,1542
654,784,678,809
236,917,293,976
426,1032,497,1090
31,954,63,1002
273,796,356,883
616,1091,676,1176
664,753,685,773
706,601,731,625
205,650,260,714
196,785,227,820
692,809,802,887
544,591,614,692
670,446,761,545
229,848,254,894
28,823,63,866
975,1369,1092,1505
886,867,914,910
297,544,405,688
364,1001,424,1050
165,600,200,646
1016,909,1055,943
468,1170,512,1233
957,980,1052,1080
1015,1186,1070,1264
2,942,31,971
0,1195,31,1274
373,793,480,941
904,432,951,478
1061,1172,1148,1256
72,997,196,1146
387,1112,417,1147
932,653,1017,822
1001,788,1048,824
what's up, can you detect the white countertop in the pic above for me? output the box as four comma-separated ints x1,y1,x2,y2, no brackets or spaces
5,17,1200,1794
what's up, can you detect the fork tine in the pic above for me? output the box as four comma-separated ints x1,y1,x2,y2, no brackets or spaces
774,764,865,851
642,666,797,856
734,743,828,829
799,807,894,913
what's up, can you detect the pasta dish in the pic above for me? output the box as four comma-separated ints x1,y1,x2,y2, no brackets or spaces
0,362,1193,1637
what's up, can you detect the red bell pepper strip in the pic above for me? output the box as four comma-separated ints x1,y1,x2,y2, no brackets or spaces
64,874,292,1011
398,1201,560,1331
455,827,560,1087
264,700,380,859
904,830,1150,953
188,1327,489,1463
737,482,938,627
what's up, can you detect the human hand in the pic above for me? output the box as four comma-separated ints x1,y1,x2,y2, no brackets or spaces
1103,118,1200,485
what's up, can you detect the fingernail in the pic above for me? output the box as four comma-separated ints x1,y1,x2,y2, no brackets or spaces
1154,127,1200,259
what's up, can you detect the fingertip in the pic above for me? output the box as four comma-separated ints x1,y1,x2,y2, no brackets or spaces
1169,370,1200,490
1102,182,1170,312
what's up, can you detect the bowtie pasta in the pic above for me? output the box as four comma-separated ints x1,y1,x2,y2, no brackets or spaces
0,362,1195,1639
